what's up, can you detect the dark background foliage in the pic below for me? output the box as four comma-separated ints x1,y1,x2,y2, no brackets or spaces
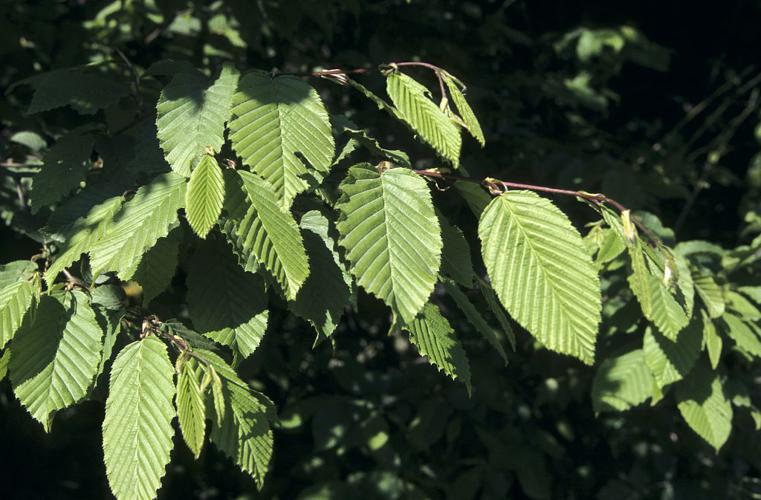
1,1,760,498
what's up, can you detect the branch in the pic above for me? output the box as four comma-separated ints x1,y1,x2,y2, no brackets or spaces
413,169,663,246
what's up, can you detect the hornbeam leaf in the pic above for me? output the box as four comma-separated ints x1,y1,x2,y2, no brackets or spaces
0,260,37,288
694,272,725,319
479,190,601,364
676,360,733,452
702,310,722,369
438,211,475,287
592,350,654,412
336,164,442,323
646,272,689,340
0,279,37,350
10,291,102,430
721,314,761,358
290,210,351,339
176,357,207,458
103,336,176,500
229,71,335,207
131,229,181,306
30,132,94,213
187,237,269,361
186,155,225,238
443,74,485,146
223,171,309,300
199,350,274,489
89,172,186,279
401,303,471,392
385,71,461,165
643,319,702,388
18,68,128,115
156,64,239,176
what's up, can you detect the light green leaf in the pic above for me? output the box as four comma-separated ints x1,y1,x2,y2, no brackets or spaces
738,286,761,304
176,357,207,458
200,350,274,488
336,165,442,323
721,314,761,358
44,190,124,283
443,280,508,365
186,155,225,238
401,303,471,392
0,349,9,381
676,360,733,452
592,349,654,412
643,318,702,388
443,74,485,146
89,172,186,279
646,272,689,340
229,71,335,207
131,229,181,306
290,210,351,339
726,290,760,320
30,132,93,213
10,291,102,430
694,272,725,319
702,310,722,369
103,336,176,500
386,71,461,165
156,65,239,176
479,191,601,364
223,171,309,300
0,279,37,350
438,211,475,287
0,260,37,288
187,237,269,361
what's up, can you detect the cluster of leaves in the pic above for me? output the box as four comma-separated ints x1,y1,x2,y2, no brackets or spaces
1,1,760,499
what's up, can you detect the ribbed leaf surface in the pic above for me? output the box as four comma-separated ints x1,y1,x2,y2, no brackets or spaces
290,210,351,339
103,336,176,500
229,71,335,207
200,350,274,488
336,165,442,323
479,191,601,364
722,314,761,357
156,65,239,176
702,310,722,369
89,172,186,278
386,72,461,165
646,273,689,340
176,358,206,458
694,272,726,318
10,292,102,430
0,280,36,349
443,74,485,146
643,319,702,388
187,238,269,360
402,303,471,391
224,171,309,300
676,360,733,451
592,349,654,412
186,155,225,238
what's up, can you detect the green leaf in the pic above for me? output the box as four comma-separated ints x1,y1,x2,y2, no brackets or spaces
385,71,461,165
187,237,269,361
702,310,722,369
10,291,102,430
643,318,702,388
156,64,239,176
592,349,655,412
0,260,37,288
200,350,274,488
18,68,129,115
721,314,761,358
676,360,733,452
443,280,508,365
694,272,725,319
401,303,471,392
738,286,761,304
340,126,412,167
229,71,335,207
223,171,309,300
131,229,181,306
443,74,485,146
176,357,207,458
438,211,475,287
478,278,517,350
478,191,601,364
89,172,186,279
44,189,124,283
645,272,690,340
726,290,760,319
290,210,351,339
30,132,94,213
103,336,176,500
0,349,10,381
0,279,37,350
336,165,442,323
186,155,225,238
